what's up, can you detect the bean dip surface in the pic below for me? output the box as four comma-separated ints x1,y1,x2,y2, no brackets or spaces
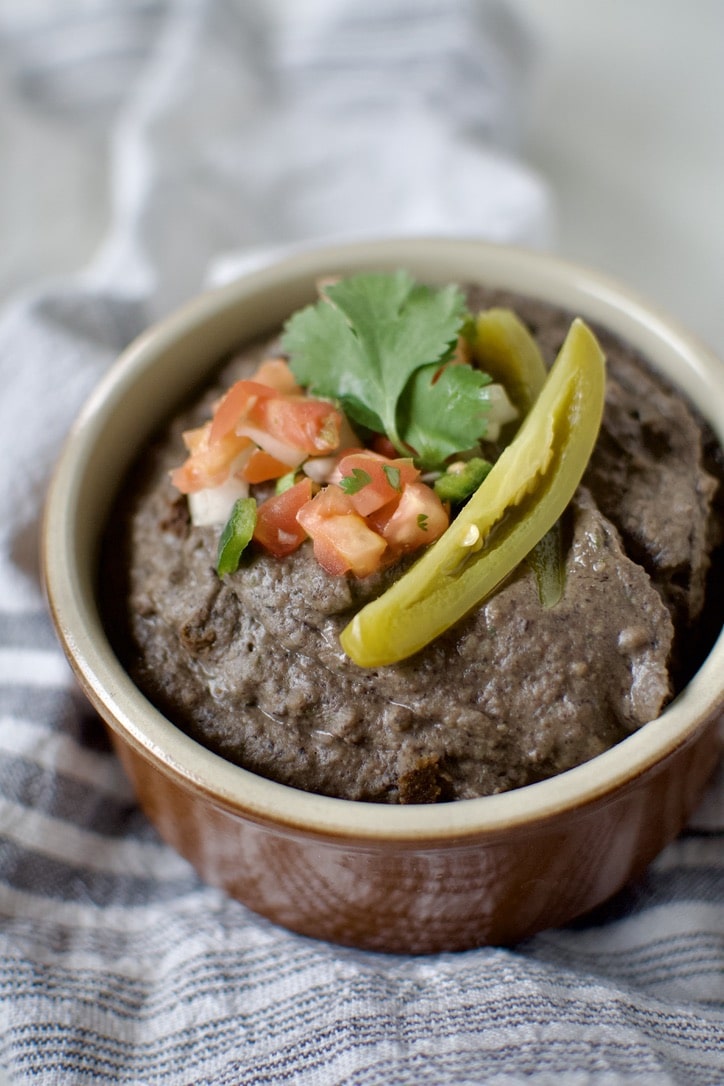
103,287,722,803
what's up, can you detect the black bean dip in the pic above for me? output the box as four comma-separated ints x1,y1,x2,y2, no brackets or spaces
103,288,722,803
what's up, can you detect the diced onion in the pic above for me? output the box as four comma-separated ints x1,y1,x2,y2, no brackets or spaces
303,455,338,483
188,477,250,527
480,384,518,442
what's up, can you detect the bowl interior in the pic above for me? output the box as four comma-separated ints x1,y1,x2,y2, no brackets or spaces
43,237,724,840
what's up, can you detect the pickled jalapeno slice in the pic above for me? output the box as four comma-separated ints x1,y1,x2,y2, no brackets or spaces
340,319,606,667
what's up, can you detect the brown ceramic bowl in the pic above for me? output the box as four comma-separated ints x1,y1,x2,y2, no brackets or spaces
42,238,724,953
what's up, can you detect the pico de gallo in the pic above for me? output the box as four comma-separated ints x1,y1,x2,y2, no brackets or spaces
169,271,606,665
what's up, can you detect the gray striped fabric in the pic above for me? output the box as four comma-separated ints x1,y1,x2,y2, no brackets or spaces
0,2,721,1083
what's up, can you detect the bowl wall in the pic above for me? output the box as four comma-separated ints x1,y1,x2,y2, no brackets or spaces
43,238,724,951
107,721,721,952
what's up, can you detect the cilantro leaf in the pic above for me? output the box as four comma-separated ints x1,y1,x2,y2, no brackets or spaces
382,464,402,491
281,271,469,456
339,467,372,495
397,362,493,470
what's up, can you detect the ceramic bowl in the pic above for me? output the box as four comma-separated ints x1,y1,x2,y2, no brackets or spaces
42,238,724,953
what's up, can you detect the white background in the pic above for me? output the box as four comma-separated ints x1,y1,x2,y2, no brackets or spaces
510,0,724,357
2,1,723,357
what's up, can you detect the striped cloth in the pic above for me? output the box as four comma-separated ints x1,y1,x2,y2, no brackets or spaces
0,2,722,1083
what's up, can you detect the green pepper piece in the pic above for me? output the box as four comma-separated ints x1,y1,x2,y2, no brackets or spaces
475,308,568,607
216,497,257,576
340,319,605,667
434,457,493,504
526,520,565,609
275,471,298,495
472,308,547,415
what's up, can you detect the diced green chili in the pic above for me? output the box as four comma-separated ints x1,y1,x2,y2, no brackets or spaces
216,497,257,576
434,457,493,505
340,319,606,667
275,472,298,495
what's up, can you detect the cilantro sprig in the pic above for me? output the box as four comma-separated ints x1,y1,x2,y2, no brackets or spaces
281,271,493,470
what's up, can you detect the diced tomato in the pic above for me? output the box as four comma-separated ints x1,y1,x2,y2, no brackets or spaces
252,357,300,394
334,451,419,517
298,482,354,520
182,425,207,454
252,395,341,457
254,478,313,557
169,422,252,494
296,486,387,577
371,481,449,553
209,380,276,445
209,379,342,468
311,517,388,578
370,433,400,460
240,448,292,484
364,495,400,537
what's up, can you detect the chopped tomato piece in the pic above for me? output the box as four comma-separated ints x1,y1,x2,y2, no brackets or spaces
254,478,313,557
170,422,252,494
298,482,354,519
364,495,400,537
371,481,449,553
209,379,342,467
370,434,399,460
310,518,387,578
240,448,292,484
253,395,341,457
252,357,300,394
334,451,419,517
296,486,387,577
209,380,275,445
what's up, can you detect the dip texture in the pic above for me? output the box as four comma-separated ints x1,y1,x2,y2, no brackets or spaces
104,288,721,803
